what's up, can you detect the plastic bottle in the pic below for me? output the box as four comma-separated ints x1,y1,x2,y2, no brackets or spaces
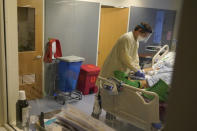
16,90,30,129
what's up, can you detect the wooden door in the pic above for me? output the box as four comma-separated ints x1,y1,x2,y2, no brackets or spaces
98,7,129,68
18,0,43,100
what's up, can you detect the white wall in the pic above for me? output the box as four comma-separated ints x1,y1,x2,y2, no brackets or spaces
45,0,100,65
44,0,100,95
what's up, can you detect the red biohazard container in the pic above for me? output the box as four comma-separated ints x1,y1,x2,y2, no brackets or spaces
77,64,100,95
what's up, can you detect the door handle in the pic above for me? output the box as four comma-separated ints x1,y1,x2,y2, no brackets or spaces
36,55,42,59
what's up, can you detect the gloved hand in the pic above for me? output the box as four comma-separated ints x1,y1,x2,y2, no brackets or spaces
134,70,145,78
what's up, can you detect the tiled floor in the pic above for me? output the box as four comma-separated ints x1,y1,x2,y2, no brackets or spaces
29,94,143,131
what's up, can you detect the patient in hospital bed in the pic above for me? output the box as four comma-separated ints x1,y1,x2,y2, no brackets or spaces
143,52,175,121
144,52,175,87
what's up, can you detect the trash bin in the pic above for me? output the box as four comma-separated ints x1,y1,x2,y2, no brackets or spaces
57,56,85,92
77,64,100,95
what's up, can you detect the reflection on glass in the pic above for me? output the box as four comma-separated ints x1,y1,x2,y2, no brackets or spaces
18,7,35,52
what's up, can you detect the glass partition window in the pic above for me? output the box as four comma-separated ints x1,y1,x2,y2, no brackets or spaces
18,7,35,52
4,0,183,130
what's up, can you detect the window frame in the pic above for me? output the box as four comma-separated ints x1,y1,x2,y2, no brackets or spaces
1,0,45,130
0,0,19,130
0,0,7,127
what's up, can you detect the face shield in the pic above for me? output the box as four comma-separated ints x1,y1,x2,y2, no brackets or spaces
138,24,152,43
143,33,152,43
138,33,152,43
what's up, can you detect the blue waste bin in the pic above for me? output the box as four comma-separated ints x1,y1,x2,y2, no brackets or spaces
57,56,85,92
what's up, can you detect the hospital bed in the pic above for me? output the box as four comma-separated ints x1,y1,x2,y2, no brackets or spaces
151,45,169,67
98,76,160,131
97,45,171,131
140,45,170,69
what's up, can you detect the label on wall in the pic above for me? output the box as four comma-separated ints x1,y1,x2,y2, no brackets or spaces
153,11,165,44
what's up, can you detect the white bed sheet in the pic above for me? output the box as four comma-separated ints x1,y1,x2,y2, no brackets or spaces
146,52,176,87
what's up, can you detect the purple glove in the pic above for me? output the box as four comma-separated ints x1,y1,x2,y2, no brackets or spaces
134,70,145,78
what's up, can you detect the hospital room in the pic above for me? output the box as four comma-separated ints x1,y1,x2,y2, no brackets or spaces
0,0,197,131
